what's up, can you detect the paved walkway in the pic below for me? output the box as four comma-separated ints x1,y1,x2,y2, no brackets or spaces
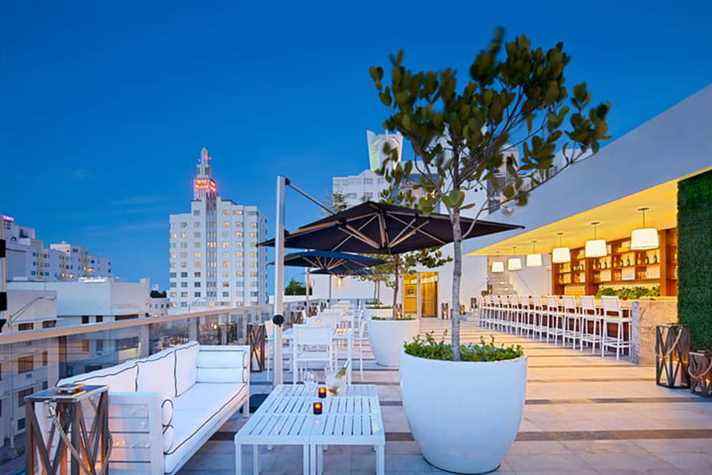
179,319,712,474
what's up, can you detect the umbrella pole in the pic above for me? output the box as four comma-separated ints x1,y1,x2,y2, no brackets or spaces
273,176,286,386
328,274,332,306
305,268,310,319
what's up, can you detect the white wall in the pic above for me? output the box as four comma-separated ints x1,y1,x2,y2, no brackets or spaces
310,274,394,303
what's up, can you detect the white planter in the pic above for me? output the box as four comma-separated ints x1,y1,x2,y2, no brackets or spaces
400,351,527,474
365,307,393,319
367,318,420,367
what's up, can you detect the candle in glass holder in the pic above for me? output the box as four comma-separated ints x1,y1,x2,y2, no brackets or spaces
313,402,323,415
318,386,327,398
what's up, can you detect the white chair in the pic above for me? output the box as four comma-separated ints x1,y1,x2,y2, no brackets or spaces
353,309,369,380
546,296,564,345
264,319,275,374
561,296,581,349
530,296,547,340
579,296,603,353
291,325,335,384
601,296,630,360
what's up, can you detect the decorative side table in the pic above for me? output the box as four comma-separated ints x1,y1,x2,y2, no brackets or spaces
25,385,111,475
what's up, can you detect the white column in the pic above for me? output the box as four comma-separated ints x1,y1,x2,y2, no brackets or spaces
273,176,286,385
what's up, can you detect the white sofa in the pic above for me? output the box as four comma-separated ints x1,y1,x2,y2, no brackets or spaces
50,342,250,474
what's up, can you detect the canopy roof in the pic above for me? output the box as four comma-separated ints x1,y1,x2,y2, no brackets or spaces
259,201,523,255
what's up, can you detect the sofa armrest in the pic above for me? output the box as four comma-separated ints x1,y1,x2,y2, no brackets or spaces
196,345,250,385
109,392,165,475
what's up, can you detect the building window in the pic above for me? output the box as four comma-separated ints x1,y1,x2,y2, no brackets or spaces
194,292,201,298
18,323,33,331
18,355,34,374
81,316,90,324
194,272,201,277
42,351,48,366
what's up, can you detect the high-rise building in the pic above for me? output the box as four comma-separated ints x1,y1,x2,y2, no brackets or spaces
1,215,112,281
168,148,268,310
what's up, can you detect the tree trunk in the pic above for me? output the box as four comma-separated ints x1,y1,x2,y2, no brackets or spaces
392,255,400,319
450,207,462,361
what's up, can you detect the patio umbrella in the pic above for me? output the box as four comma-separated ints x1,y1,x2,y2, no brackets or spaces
259,201,523,254
281,250,384,305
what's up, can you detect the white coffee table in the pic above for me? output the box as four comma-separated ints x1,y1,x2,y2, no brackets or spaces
234,384,384,475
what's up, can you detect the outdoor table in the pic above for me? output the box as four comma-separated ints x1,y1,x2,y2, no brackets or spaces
234,384,383,475
282,327,353,384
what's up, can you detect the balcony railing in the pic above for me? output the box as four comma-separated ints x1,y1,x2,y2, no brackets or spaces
0,304,272,473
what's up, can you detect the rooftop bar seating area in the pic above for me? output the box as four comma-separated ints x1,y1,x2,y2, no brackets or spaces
479,294,632,360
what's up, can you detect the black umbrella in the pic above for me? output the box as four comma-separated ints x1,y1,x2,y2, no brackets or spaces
259,201,523,254
282,250,384,273
281,250,383,303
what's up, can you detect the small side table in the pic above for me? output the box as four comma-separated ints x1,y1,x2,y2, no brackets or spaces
26,385,111,475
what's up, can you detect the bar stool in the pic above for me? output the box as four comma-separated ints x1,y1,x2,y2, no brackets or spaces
579,296,603,353
601,296,631,360
519,295,534,337
546,296,565,345
561,296,581,349
529,296,546,340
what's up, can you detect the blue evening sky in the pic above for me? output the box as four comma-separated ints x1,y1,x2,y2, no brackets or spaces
2,1,711,291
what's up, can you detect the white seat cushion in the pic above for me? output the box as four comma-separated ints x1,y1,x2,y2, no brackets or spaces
165,383,247,473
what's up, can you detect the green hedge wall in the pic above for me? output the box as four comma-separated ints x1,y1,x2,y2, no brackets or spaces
678,169,712,350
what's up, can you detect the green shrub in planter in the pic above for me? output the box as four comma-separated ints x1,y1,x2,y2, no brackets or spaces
404,333,523,362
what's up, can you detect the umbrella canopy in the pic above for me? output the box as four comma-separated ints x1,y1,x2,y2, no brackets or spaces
259,201,523,254
281,250,384,274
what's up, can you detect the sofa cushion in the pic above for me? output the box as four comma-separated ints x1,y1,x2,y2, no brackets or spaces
58,361,138,393
174,342,199,397
165,383,247,473
196,347,249,384
136,349,176,402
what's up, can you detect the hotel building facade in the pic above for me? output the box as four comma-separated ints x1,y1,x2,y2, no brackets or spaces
168,148,268,310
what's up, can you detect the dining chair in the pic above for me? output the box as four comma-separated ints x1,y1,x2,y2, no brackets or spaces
291,324,335,384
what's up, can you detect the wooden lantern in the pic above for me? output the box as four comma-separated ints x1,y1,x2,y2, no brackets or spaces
655,324,690,388
26,385,111,475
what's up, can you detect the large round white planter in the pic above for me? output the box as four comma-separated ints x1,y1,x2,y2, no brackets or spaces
365,307,393,319
367,318,420,367
400,351,527,474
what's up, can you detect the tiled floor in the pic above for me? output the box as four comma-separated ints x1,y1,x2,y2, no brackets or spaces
179,319,712,474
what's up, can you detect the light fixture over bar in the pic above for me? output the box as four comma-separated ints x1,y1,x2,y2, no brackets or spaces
526,240,543,267
491,261,505,273
631,207,659,250
508,246,523,271
552,232,571,264
585,221,607,258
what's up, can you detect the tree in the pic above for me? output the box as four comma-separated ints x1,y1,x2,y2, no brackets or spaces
285,278,309,296
369,28,610,359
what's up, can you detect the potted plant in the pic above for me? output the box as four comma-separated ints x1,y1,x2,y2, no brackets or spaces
370,28,609,472
401,334,524,473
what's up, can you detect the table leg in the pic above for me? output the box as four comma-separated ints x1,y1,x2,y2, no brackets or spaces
376,445,385,475
253,445,259,475
302,444,309,475
310,444,317,475
235,443,242,475
347,335,353,385
318,445,324,475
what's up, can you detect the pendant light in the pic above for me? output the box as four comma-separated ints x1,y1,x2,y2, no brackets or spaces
630,207,659,250
508,246,523,271
585,221,607,258
552,232,571,264
491,252,505,273
526,240,543,267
